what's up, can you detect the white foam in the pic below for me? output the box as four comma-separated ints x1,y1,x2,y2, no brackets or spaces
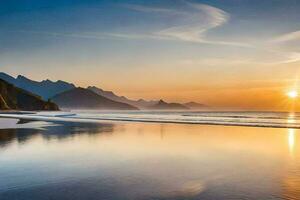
0,111,299,129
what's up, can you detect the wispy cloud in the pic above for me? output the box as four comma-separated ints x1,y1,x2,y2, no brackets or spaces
272,30,300,43
122,4,182,14
279,52,300,64
6,30,108,40
267,30,300,64
120,2,251,47
156,3,228,42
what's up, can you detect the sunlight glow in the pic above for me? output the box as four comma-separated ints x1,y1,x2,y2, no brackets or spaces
287,90,298,98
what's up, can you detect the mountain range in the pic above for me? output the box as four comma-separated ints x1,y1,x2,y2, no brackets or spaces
52,87,138,110
0,78,58,111
0,72,75,100
0,72,207,110
88,86,158,108
0,73,156,108
149,100,189,110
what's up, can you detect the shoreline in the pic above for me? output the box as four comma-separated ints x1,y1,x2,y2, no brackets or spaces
0,112,300,129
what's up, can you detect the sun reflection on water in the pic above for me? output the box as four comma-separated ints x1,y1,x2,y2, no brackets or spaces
283,128,300,200
287,113,296,124
287,112,297,156
288,129,295,155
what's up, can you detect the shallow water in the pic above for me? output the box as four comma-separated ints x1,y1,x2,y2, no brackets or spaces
0,118,300,200
2,111,300,128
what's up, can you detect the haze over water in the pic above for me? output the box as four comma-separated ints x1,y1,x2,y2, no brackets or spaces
0,117,300,200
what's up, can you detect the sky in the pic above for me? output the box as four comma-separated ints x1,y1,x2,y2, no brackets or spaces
1,0,300,110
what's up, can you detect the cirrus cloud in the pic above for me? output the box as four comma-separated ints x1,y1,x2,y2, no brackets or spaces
272,30,300,43
120,2,251,47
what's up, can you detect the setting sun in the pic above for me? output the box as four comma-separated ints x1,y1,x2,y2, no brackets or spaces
287,91,298,98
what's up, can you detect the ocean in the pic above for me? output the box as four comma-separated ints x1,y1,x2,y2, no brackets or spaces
0,111,299,199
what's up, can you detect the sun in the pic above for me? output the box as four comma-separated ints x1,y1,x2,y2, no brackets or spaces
287,90,298,98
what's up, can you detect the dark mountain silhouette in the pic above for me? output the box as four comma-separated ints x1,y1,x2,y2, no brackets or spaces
0,78,59,111
0,73,207,110
0,72,75,100
88,86,157,108
184,101,208,110
52,87,138,110
148,100,189,110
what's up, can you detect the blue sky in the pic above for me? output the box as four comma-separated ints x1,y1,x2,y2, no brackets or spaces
1,0,300,109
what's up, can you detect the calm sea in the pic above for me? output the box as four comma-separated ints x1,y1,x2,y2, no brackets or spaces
0,111,300,199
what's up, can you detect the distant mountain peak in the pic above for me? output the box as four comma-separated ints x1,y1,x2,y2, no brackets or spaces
149,100,189,110
158,99,166,103
17,75,25,78
52,87,138,110
88,86,158,109
17,75,32,81
43,79,52,83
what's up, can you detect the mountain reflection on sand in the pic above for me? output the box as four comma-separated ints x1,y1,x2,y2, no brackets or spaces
0,119,114,148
